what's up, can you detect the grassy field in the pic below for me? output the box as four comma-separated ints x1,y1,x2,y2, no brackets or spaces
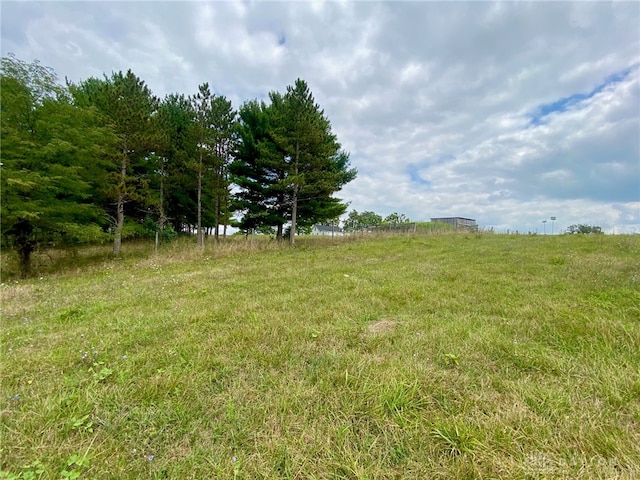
1,233,639,479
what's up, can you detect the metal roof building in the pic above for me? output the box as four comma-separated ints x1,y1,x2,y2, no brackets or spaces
430,217,477,230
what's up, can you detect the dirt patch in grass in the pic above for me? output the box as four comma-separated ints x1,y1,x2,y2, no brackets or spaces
367,319,398,335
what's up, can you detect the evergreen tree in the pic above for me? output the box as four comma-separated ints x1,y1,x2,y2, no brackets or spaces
190,83,213,247
71,70,158,254
209,95,237,241
156,93,198,233
231,79,356,243
229,99,288,237
185,88,238,244
272,79,356,244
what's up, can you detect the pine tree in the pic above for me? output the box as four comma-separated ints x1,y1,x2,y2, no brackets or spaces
230,99,288,237
72,70,158,254
209,95,237,242
190,83,213,247
271,79,356,244
231,80,355,242
156,93,198,234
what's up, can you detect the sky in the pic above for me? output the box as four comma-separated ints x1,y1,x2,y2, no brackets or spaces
2,1,639,234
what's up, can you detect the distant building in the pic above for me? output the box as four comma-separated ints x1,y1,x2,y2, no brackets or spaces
430,217,477,230
311,224,344,236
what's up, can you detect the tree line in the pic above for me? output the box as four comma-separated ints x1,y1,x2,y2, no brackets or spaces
1,54,356,275
342,210,412,232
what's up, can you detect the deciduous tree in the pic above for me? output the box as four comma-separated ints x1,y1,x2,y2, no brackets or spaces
343,210,383,232
384,212,411,225
1,55,114,275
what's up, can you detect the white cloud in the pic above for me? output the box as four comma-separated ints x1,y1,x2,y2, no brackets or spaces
2,1,638,234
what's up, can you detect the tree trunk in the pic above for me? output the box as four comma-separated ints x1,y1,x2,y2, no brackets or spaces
17,243,34,278
289,142,300,246
156,157,166,253
197,150,204,247
290,184,298,246
159,158,166,229
214,194,220,244
15,219,34,278
114,191,124,255
214,144,221,244
113,145,127,255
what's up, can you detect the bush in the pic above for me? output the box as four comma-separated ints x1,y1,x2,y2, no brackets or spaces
565,224,603,235
57,223,111,245
141,217,177,242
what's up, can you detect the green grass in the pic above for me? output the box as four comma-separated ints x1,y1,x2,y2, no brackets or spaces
1,233,639,478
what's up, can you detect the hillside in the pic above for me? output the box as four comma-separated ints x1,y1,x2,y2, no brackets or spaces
1,233,639,478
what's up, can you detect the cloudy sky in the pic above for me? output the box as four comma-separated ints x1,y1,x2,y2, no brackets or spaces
2,1,639,233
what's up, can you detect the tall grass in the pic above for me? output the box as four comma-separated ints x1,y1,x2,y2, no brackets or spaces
1,232,639,478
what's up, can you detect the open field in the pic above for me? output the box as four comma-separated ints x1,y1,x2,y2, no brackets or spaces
1,233,639,479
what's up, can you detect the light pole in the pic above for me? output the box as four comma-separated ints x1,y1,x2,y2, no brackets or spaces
542,220,547,235
550,216,556,235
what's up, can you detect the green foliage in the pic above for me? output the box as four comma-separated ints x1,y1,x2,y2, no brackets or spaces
342,210,383,232
56,223,111,245
443,352,460,367
0,460,45,480
71,69,159,254
142,217,177,242
566,224,604,235
383,212,411,225
188,83,238,246
231,79,356,242
2,56,355,269
155,94,198,232
68,414,94,434
0,453,89,480
1,55,112,275
230,99,288,235
89,361,113,382
60,454,90,479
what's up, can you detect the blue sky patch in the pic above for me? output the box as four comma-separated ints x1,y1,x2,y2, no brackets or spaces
407,164,431,186
406,156,456,187
529,64,637,126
